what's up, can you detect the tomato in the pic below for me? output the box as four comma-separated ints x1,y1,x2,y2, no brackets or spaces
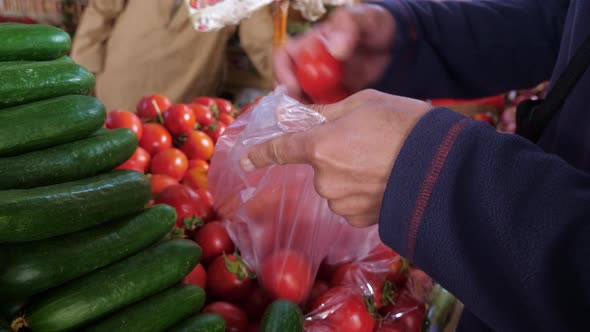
260,250,313,304
149,174,178,196
307,280,330,311
183,263,207,289
381,292,426,332
105,110,143,140
136,94,172,120
207,254,255,302
204,121,226,143
304,320,338,332
179,130,214,160
202,302,248,332
193,221,234,263
188,159,209,170
331,263,389,309
375,322,404,332
163,104,196,136
139,123,172,156
150,148,189,181
195,188,215,220
154,185,208,227
116,146,150,173
192,96,217,108
294,37,345,103
215,98,234,115
242,287,272,322
190,104,214,128
218,112,235,126
247,322,260,332
311,287,375,332
183,166,208,190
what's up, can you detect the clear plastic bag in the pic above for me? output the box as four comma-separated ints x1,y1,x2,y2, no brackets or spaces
184,0,273,31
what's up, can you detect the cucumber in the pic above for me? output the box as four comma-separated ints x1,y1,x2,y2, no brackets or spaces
168,314,225,332
0,170,151,242
0,55,73,69
260,299,303,332
0,128,137,189
1,295,26,322
0,205,176,297
0,24,71,61
21,240,201,332
0,61,95,108
81,285,206,332
0,95,106,157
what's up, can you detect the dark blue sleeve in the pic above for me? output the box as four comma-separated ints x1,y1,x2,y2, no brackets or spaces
379,108,590,331
371,0,569,99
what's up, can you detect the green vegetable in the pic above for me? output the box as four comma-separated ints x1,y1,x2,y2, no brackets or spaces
260,299,304,332
0,55,73,69
168,314,226,332
0,23,71,61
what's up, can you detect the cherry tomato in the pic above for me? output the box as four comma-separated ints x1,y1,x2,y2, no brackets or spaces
242,287,272,322
304,320,338,332
140,123,172,156
215,98,234,115
116,146,150,173
105,110,143,140
207,254,255,302
331,263,388,308
136,94,172,120
150,148,189,181
163,104,196,136
311,287,376,332
183,263,207,289
193,221,234,263
204,121,226,144
183,166,208,190
149,174,178,196
294,37,345,103
375,322,404,332
202,302,248,332
260,250,313,303
195,188,214,221
179,130,214,160
190,104,214,128
188,159,209,170
381,292,425,332
192,96,217,108
154,185,207,227
218,112,235,126
307,280,331,311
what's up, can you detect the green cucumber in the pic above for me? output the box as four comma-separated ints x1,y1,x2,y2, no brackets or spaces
81,285,206,332
0,128,137,189
260,299,304,332
0,55,73,69
0,61,95,108
168,314,225,332
1,295,26,322
0,205,176,297
0,170,151,243
0,23,71,61
21,240,201,332
0,95,106,157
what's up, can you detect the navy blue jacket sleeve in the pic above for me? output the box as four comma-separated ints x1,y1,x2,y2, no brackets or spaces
379,108,590,331
372,0,569,99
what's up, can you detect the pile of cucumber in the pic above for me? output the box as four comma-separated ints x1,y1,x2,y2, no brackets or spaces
0,23,220,332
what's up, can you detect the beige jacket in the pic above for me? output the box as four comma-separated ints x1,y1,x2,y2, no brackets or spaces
71,0,273,111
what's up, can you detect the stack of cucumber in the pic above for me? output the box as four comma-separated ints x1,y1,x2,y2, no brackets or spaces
0,24,221,332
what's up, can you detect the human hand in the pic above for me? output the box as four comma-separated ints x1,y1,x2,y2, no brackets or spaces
240,90,432,227
274,4,396,102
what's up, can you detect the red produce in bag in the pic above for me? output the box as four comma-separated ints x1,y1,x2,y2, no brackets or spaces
209,88,367,304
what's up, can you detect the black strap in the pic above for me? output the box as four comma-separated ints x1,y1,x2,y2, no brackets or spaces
516,33,590,141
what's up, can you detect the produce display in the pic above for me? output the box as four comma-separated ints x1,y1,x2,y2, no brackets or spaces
0,22,458,332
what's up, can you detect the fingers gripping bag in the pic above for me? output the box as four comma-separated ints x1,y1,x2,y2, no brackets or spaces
209,88,373,304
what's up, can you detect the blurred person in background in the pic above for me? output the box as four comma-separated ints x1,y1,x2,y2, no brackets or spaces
71,0,273,111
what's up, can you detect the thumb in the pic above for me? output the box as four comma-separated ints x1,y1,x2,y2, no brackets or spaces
320,9,362,60
240,131,311,171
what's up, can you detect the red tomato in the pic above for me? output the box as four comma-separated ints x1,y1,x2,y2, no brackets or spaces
215,98,234,115
242,287,272,322
105,110,143,140
154,185,207,227
331,263,388,308
207,254,255,302
192,96,217,108
190,104,214,128
195,188,214,221
183,166,208,190
179,130,214,160
294,37,345,103
204,121,226,144
183,263,207,289
202,302,248,332
163,104,196,136
149,174,178,196
116,146,150,173
247,322,260,332
381,292,425,332
150,148,189,181
375,322,404,332
140,123,172,156
136,94,172,120
193,221,234,263
188,159,209,170
218,112,235,126
304,320,338,332
260,250,313,304
311,287,376,332
307,280,330,311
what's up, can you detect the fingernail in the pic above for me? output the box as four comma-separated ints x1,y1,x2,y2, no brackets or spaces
240,157,256,172
324,32,349,59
